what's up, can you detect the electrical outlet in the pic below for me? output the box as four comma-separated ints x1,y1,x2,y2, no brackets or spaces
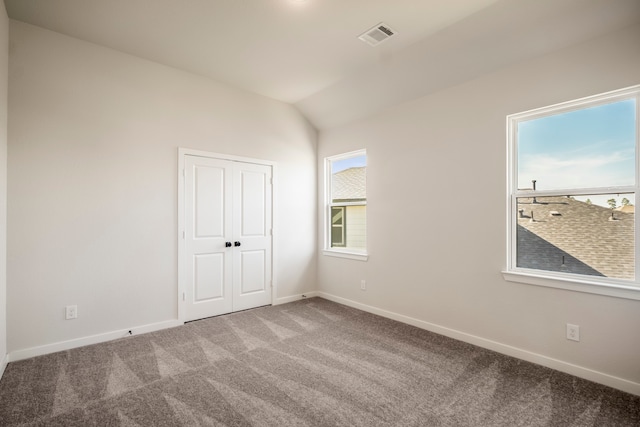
65,305,78,320
566,323,580,342
360,280,366,290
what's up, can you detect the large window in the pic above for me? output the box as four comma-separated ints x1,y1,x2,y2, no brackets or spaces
505,85,640,298
325,150,367,260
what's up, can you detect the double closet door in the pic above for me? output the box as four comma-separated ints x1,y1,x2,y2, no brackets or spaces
184,155,272,322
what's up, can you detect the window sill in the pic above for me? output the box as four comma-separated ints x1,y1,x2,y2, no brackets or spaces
323,249,368,262
502,270,640,301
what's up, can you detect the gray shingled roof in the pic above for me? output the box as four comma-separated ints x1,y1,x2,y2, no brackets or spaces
517,196,634,279
332,167,366,202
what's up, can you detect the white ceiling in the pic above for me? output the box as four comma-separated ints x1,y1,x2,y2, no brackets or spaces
4,0,640,130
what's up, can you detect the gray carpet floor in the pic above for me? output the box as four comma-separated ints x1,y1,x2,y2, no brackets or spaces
0,297,638,426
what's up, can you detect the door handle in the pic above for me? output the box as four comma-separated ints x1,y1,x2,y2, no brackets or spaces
234,241,241,247
225,242,232,248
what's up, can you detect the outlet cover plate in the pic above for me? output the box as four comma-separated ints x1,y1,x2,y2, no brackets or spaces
65,305,78,320
566,323,580,341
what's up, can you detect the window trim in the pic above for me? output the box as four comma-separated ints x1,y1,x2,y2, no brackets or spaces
504,85,640,300
324,149,368,261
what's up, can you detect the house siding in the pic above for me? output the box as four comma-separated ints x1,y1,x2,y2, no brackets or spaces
345,205,366,249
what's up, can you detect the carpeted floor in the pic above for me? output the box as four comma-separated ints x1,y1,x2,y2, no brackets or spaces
0,297,638,426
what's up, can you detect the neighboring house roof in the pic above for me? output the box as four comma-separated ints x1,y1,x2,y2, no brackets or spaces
517,196,634,280
617,204,635,213
332,167,366,202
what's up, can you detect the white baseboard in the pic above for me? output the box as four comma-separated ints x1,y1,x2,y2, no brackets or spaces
274,291,319,305
317,292,640,397
0,352,7,380
7,293,321,363
8,319,183,363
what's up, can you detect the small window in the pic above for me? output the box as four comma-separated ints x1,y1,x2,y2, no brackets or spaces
506,85,640,297
325,150,367,259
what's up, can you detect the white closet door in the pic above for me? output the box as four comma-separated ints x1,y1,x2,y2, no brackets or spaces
184,155,233,321
183,154,272,321
232,162,272,311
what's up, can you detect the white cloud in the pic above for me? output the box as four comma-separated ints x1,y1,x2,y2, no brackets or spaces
519,150,634,190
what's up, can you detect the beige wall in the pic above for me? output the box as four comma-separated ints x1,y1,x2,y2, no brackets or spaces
7,21,317,354
318,24,640,392
0,2,7,372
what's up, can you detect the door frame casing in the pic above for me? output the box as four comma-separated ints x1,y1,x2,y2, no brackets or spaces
177,148,277,322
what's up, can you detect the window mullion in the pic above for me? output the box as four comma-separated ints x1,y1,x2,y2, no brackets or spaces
329,201,367,207
515,187,636,198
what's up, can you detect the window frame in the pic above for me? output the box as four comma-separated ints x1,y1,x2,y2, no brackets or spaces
324,149,368,261
504,85,640,300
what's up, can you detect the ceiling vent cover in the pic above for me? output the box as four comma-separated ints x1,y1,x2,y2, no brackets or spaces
358,23,396,46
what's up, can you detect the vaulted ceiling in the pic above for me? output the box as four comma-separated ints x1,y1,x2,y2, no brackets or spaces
5,0,640,129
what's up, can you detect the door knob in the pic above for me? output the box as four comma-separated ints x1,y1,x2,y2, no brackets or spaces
234,241,241,247
225,242,232,248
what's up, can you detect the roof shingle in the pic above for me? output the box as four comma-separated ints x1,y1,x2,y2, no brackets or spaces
517,196,634,279
332,167,366,202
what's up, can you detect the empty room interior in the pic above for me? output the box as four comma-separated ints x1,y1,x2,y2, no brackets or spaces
0,0,639,425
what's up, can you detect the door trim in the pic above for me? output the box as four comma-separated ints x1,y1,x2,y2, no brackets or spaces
177,148,277,322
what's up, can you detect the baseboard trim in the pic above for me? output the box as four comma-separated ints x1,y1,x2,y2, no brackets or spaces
8,319,183,363
317,292,640,397
0,352,7,380
274,291,319,305
7,293,322,362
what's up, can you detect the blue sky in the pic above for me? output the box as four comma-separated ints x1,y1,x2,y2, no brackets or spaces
518,98,636,207
332,154,366,173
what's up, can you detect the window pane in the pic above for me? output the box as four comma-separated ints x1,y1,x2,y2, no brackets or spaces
331,155,366,202
516,194,634,280
330,205,367,249
517,99,636,191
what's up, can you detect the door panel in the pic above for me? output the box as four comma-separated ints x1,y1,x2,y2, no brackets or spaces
194,253,224,301
233,162,272,311
195,166,225,238
240,170,266,236
184,154,272,321
185,156,233,321
240,250,266,294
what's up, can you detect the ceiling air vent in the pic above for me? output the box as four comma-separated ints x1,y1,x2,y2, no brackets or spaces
358,23,396,47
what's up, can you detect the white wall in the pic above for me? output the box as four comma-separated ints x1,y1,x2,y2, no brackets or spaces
0,3,8,374
7,21,317,355
318,24,640,393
